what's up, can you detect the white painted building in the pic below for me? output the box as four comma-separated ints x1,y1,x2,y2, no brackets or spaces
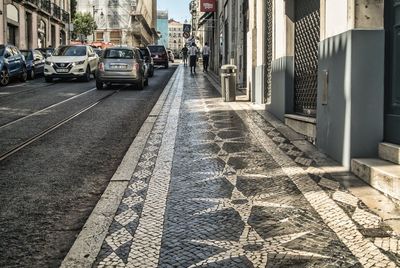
77,0,157,46
168,19,185,57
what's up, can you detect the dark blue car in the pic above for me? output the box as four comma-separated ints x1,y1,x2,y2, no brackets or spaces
20,49,45,79
0,45,27,86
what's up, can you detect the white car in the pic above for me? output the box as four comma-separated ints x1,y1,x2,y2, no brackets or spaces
44,45,99,82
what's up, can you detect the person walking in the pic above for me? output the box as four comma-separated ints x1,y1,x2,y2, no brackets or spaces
181,46,188,66
189,43,198,74
202,42,211,72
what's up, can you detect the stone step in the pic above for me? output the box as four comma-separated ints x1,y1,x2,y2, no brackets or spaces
379,142,400,165
351,158,400,202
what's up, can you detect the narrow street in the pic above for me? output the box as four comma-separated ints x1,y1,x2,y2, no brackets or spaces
0,65,178,268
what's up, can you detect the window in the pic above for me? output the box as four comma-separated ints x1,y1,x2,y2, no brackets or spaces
104,49,134,59
7,4,19,23
54,46,87,56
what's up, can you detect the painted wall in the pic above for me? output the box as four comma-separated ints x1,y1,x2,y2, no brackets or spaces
270,56,294,121
274,0,286,60
316,29,385,169
323,0,348,39
157,18,168,46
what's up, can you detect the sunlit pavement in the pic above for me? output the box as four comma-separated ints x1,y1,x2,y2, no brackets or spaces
87,65,399,267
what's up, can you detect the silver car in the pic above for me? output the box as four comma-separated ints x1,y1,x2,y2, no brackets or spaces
95,47,148,90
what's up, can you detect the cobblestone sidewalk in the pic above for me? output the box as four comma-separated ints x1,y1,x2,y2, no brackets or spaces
94,66,400,267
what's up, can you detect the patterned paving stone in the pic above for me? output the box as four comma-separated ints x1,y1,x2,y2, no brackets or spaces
318,177,341,191
332,191,359,207
92,68,400,267
352,207,382,229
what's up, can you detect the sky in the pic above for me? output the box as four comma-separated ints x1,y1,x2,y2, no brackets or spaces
157,0,191,24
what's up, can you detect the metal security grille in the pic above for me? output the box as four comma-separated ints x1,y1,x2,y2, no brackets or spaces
294,0,320,116
265,0,273,103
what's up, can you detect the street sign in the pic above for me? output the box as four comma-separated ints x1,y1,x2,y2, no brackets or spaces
200,0,216,12
183,32,190,39
183,24,191,33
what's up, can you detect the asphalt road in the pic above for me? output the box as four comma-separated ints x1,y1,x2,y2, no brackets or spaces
0,65,178,267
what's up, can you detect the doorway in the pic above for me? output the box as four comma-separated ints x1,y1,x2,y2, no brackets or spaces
385,0,400,144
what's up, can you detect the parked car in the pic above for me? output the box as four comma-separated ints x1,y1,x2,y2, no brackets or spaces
93,48,102,57
44,45,99,82
96,47,149,90
20,49,45,79
139,46,154,77
147,45,168,69
0,44,27,86
36,47,54,58
167,50,175,63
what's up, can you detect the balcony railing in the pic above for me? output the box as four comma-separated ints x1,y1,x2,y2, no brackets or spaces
62,10,70,24
39,0,51,14
24,0,39,6
52,3,61,20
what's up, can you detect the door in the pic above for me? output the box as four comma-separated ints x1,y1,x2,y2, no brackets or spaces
294,0,320,116
385,0,400,144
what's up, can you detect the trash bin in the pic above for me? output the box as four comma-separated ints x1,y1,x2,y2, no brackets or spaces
220,65,237,102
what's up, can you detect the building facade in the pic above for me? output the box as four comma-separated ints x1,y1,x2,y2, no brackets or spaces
194,0,398,199
0,0,70,49
77,0,157,46
156,10,168,47
168,19,184,57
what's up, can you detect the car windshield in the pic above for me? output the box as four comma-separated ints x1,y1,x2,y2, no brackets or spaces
104,49,134,59
53,46,86,56
148,46,165,53
21,51,33,60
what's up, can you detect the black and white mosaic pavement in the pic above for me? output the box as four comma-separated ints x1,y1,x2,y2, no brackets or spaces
94,66,400,267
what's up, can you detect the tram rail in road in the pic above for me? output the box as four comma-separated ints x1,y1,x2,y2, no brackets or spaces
0,89,119,162
0,87,97,130
0,80,57,99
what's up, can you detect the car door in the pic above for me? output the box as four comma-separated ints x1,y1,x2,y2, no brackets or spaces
12,47,24,74
87,47,98,71
5,47,17,75
136,50,147,79
34,51,45,73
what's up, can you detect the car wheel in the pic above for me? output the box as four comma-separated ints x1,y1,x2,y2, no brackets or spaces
0,69,9,86
28,69,35,80
144,77,148,86
149,67,154,77
20,66,27,82
136,78,144,90
82,66,91,82
96,80,104,90
164,63,169,69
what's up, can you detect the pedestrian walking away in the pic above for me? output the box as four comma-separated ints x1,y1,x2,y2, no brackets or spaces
202,42,211,72
189,43,198,74
181,46,188,66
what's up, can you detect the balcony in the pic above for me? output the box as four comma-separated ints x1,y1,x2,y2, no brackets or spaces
62,10,70,24
39,0,51,14
52,3,61,20
24,0,39,7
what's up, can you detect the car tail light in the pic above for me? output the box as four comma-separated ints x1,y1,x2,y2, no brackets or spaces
98,62,104,71
134,63,139,71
